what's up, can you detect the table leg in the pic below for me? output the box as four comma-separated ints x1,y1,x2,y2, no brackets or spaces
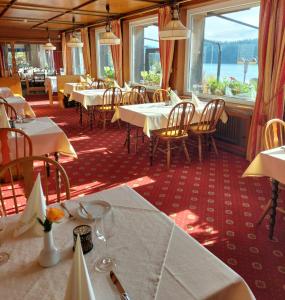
127,123,131,154
269,179,279,240
88,106,93,130
149,132,153,166
79,104,83,126
45,154,50,177
54,152,61,201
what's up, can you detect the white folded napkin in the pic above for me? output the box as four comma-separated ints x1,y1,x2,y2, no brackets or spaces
190,92,204,108
0,104,11,128
113,80,121,88
170,90,182,105
14,174,46,237
65,236,96,300
86,77,93,86
124,82,131,91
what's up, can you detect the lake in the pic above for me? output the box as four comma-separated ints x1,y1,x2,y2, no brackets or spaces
203,63,258,82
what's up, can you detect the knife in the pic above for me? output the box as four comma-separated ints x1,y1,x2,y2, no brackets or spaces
110,271,131,300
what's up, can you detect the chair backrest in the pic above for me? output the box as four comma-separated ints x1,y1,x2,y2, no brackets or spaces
0,128,33,163
121,91,144,105
102,87,122,109
132,85,147,100
153,89,170,103
264,119,285,150
97,79,106,89
0,156,70,215
0,96,8,104
165,102,195,137
57,75,82,91
0,102,17,120
0,76,22,96
196,99,225,132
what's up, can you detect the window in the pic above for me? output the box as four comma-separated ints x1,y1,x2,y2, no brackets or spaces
130,17,161,87
95,28,114,79
185,1,260,103
72,47,85,75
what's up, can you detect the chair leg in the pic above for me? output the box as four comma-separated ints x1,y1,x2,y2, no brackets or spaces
182,140,191,162
210,135,218,156
103,112,106,130
167,141,171,168
198,135,202,162
153,136,159,155
257,200,272,225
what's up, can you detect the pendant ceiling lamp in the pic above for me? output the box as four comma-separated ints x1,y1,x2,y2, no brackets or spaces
99,4,120,45
159,1,190,40
67,16,83,48
42,28,56,51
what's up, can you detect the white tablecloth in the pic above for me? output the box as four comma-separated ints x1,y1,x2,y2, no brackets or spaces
5,96,36,117
0,185,254,300
10,117,77,158
242,147,285,184
64,83,97,96
69,89,107,109
112,102,204,137
44,76,57,93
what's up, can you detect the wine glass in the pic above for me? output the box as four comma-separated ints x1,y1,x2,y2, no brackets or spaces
0,207,9,266
16,108,25,123
94,210,115,272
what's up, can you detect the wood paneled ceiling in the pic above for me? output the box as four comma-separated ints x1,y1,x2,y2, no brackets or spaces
0,0,171,32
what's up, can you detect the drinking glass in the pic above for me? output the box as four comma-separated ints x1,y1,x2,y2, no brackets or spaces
94,211,115,272
0,208,9,266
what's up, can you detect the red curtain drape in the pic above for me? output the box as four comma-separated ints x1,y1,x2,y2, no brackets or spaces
158,6,175,90
110,20,123,86
53,50,63,74
246,0,285,161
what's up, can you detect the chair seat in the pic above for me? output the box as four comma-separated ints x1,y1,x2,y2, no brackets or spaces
154,129,188,139
97,105,115,111
59,89,64,94
189,124,215,133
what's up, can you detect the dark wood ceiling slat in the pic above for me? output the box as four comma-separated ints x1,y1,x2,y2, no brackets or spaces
0,0,17,17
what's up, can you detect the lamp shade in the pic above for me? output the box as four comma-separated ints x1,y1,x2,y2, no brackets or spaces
159,19,190,40
99,31,120,45
67,36,83,48
42,41,56,51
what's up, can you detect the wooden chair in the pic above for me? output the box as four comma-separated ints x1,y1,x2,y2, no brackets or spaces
0,156,70,215
25,78,45,95
153,89,170,103
153,102,195,168
0,102,17,120
132,85,147,101
257,118,285,224
0,76,23,96
95,87,122,129
0,128,33,163
188,99,225,162
121,91,144,105
0,96,8,104
96,79,107,89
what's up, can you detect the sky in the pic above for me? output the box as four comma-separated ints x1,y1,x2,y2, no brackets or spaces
205,6,260,42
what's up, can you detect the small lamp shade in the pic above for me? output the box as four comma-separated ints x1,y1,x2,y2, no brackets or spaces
99,31,120,45
42,42,56,51
159,19,190,40
67,36,83,48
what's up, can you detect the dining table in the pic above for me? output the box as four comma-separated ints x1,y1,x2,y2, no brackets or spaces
112,102,204,165
242,146,285,239
4,96,36,117
44,76,57,105
0,117,77,163
0,185,255,300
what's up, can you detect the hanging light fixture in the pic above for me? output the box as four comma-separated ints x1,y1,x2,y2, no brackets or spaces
42,28,56,51
99,4,120,45
159,1,190,40
67,16,83,48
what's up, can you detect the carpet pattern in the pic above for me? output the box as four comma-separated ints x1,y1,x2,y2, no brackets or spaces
18,95,285,299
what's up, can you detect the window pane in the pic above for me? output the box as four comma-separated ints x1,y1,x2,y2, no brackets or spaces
99,45,114,79
131,20,161,86
187,5,260,101
72,47,84,75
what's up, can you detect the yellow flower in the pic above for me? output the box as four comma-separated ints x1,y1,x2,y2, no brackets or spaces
46,207,65,223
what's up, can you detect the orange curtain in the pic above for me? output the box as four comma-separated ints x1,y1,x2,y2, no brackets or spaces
0,46,6,77
246,0,285,161
62,33,73,75
81,28,91,75
110,20,123,86
158,6,175,90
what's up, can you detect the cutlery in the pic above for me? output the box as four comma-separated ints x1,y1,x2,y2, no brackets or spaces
60,202,74,218
110,271,130,300
79,202,93,219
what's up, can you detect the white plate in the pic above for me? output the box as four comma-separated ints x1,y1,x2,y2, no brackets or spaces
77,200,111,220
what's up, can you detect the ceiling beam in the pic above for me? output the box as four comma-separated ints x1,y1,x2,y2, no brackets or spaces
0,0,17,17
31,0,100,29
1,16,84,25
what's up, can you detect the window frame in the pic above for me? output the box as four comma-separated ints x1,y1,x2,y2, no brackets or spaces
129,15,160,87
184,0,260,106
95,26,114,79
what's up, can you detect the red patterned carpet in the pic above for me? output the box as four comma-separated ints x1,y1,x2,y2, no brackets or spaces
24,95,285,299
